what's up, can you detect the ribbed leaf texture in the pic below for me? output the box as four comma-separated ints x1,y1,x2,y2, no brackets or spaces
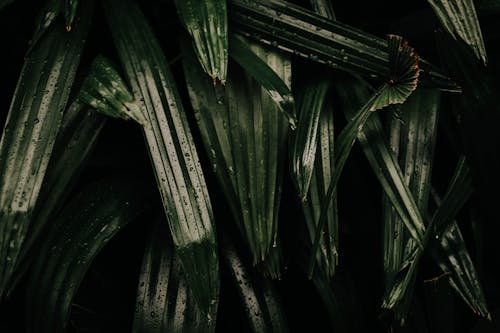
7,102,106,294
104,0,219,314
0,1,92,296
182,38,289,276
427,0,487,64
79,55,147,126
175,0,228,83
228,0,458,91
26,178,151,333
133,217,213,333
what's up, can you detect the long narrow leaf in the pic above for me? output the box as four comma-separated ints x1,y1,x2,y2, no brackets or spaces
223,237,288,333
104,0,219,314
290,78,329,199
27,0,61,54
228,0,458,91
309,35,422,277
182,38,289,274
229,34,296,128
174,0,228,83
134,217,212,333
427,0,487,64
7,101,106,294
382,88,440,321
0,1,92,295
64,0,79,31
26,178,151,333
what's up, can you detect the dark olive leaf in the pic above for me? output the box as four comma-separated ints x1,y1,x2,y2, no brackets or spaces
0,0,14,11
382,88,440,321
79,55,147,126
427,0,487,64
104,0,219,314
182,37,289,276
308,35,422,277
290,78,329,200
7,102,106,295
0,1,92,296
310,0,336,20
64,0,79,31
299,0,339,279
229,34,296,128
223,237,288,333
228,0,458,91
27,0,62,55
174,0,227,83
25,178,151,333
134,217,213,333
428,158,490,319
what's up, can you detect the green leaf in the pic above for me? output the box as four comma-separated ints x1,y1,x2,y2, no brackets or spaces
7,101,106,295
174,0,228,83
79,55,147,126
26,178,152,333
308,35,422,277
134,217,213,333
182,37,289,273
0,1,92,296
228,0,458,91
382,88,440,321
427,0,487,64
290,78,329,199
429,158,489,319
27,0,62,55
223,237,289,333
64,0,79,31
229,34,297,129
104,0,219,314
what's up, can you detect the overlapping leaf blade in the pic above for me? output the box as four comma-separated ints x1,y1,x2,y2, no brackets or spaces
134,217,212,333
8,101,106,294
182,37,289,276
228,0,458,91
175,0,228,83
223,237,288,333
382,88,440,321
26,178,151,333
104,0,219,314
64,0,79,31
79,55,147,126
309,35,421,276
427,0,487,64
27,0,61,54
336,78,489,319
0,1,92,296
229,34,296,128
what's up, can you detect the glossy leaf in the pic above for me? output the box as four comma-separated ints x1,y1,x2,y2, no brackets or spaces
309,35,422,277
104,0,219,314
290,78,329,199
223,237,288,333
228,0,458,91
0,1,92,296
79,55,147,126
174,0,228,83
310,0,336,20
26,178,152,333
134,217,213,333
229,34,296,128
427,0,487,64
64,0,79,31
27,0,61,54
182,37,289,274
7,102,106,294
382,88,440,321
